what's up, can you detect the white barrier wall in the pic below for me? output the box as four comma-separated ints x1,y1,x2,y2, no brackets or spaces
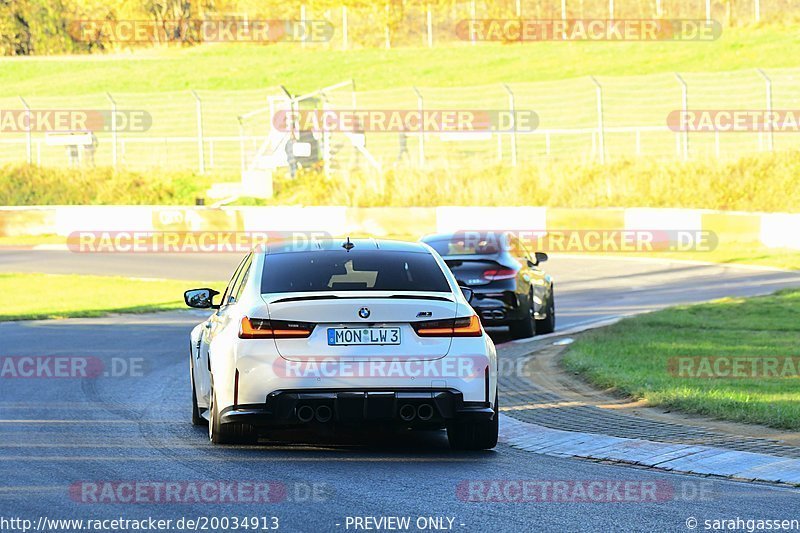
1,206,798,250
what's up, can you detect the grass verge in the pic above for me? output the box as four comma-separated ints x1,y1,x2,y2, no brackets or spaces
5,150,800,211
562,289,800,430
1,26,798,96
0,273,223,321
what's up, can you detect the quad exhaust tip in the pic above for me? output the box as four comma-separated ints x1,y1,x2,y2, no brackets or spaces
417,403,434,421
398,404,417,422
296,404,315,423
315,405,333,423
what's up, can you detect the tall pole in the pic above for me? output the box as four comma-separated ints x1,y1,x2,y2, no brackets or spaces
426,5,433,48
106,92,118,169
342,6,348,50
757,68,774,152
503,84,517,167
674,73,689,161
192,90,205,174
412,87,425,167
20,97,32,164
590,77,605,164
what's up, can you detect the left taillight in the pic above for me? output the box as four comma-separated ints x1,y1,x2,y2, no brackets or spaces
412,315,482,337
239,317,315,339
483,268,518,281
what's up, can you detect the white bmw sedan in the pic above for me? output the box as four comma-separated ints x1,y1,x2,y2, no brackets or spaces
185,238,498,449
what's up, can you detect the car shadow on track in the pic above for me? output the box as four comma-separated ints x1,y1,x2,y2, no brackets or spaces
190,426,498,456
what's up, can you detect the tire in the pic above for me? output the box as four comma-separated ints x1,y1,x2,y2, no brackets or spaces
447,391,499,450
508,290,536,339
536,288,556,335
208,389,257,445
190,362,206,426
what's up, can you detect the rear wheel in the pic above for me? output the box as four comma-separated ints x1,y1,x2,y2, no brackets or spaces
535,288,556,335
208,389,257,445
509,291,536,339
447,392,499,450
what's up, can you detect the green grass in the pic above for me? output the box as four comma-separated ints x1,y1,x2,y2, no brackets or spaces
0,164,212,205
562,289,800,429
7,148,800,212
0,26,797,96
0,273,223,320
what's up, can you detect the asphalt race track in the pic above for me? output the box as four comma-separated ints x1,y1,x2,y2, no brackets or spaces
1,252,800,532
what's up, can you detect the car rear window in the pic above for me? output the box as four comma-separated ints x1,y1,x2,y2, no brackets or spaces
261,250,451,293
424,234,505,256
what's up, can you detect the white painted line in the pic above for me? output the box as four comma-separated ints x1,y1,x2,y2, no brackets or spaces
510,315,625,344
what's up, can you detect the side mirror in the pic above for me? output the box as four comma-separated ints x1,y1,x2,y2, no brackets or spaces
459,286,474,304
184,288,220,309
534,252,548,265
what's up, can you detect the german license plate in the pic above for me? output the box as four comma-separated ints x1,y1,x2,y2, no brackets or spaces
327,327,401,346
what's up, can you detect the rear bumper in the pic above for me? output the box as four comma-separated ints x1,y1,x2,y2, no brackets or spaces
219,388,494,428
471,290,525,325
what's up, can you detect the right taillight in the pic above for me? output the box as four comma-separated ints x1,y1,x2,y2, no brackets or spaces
483,268,518,281
413,315,482,337
239,317,314,339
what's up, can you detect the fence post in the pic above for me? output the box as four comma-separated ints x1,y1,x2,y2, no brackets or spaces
515,0,521,17
655,0,662,17
237,115,246,174
674,73,688,160
106,92,118,169
385,4,391,49
705,0,711,22
503,84,518,166
426,5,433,48
342,6,348,50
609,0,614,21
755,0,761,22
757,68,773,151
470,0,476,45
412,86,425,167
20,97,32,164
590,77,605,164
191,90,205,174
301,5,307,49
561,0,567,21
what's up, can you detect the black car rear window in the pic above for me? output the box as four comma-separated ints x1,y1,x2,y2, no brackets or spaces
424,234,505,256
261,250,451,293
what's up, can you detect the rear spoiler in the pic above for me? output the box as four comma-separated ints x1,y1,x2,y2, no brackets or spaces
269,294,454,305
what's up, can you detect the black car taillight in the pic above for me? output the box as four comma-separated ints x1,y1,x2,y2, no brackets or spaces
482,268,518,281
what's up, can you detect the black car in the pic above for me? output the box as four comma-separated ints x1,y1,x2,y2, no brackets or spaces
421,231,555,338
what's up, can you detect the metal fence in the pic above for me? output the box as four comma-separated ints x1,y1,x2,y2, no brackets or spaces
4,66,800,177
224,0,797,50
